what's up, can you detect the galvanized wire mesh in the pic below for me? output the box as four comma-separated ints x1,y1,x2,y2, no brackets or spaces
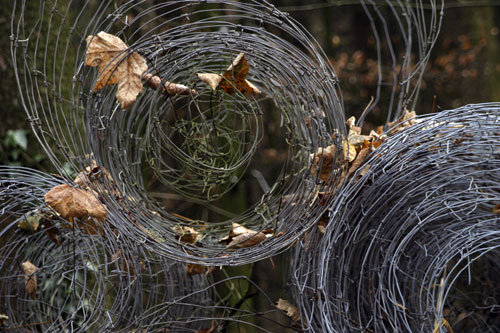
290,104,500,332
11,0,346,266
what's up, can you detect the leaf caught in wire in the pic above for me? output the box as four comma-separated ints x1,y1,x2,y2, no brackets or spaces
21,260,39,300
44,184,108,233
220,222,267,248
85,31,148,109
143,73,197,96
197,53,262,95
276,298,301,323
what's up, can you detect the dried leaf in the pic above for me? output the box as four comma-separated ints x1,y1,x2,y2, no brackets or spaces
198,53,262,95
276,298,301,323
186,263,206,276
45,184,107,222
143,73,196,96
111,250,140,276
387,109,417,135
493,204,500,214
347,143,357,162
348,147,371,175
174,225,202,244
21,261,38,300
85,31,148,109
310,145,337,181
40,218,62,246
220,222,267,249
17,212,42,232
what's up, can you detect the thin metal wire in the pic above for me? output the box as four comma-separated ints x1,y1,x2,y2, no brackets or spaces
290,104,500,332
11,0,346,266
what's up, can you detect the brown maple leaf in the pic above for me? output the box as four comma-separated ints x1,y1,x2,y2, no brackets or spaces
21,260,39,300
197,53,262,95
85,31,148,109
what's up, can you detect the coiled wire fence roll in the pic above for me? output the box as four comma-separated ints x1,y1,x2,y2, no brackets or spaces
12,0,346,265
0,166,217,332
290,104,500,332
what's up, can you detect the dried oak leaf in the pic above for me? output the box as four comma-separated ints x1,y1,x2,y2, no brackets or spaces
143,73,196,96
220,222,266,249
21,260,39,300
85,31,148,109
276,298,301,323
197,53,262,95
173,225,202,244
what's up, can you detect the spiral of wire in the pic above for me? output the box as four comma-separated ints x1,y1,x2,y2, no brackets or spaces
11,0,346,265
0,166,218,331
290,103,500,332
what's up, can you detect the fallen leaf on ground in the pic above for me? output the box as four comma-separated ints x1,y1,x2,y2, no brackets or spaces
21,260,38,299
276,298,301,323
197,53,262,95
85,31,148,109
143,73,196,96
45,184,107,222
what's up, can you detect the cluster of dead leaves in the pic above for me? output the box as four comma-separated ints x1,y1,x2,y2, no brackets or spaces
85,32,261,109
311,109,417,183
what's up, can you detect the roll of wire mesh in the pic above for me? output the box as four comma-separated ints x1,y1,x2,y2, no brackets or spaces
0,166,214,331
290,104,500,332
11,0,346,265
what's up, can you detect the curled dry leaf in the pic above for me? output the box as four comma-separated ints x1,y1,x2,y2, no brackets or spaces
493,204,500,215
85,31,148,109
21,260,39,300
173,225,202,244
220,222,267,249
276,298,301,323
197,53,262,95
143,73,196,96
348,147,371,176
45,184,107,222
